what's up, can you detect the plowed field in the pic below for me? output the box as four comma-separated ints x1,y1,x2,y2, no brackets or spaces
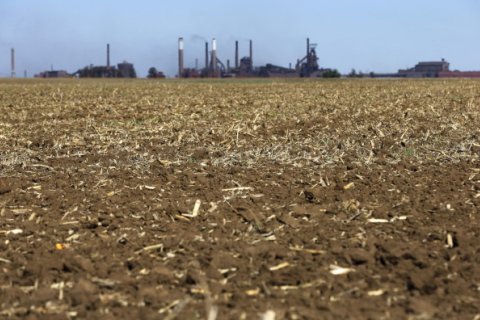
0,79,479,319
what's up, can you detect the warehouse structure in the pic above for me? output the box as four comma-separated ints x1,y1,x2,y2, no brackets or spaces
398,59,450,78
370,59,480,78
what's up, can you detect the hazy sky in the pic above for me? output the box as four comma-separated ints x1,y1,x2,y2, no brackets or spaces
0,0,479,77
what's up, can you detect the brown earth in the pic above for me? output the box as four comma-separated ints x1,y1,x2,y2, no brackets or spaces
0,78,479,319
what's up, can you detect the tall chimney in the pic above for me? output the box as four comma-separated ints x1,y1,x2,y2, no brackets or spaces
205,42,209,70
306,38,310,56
107,43,110,68
195,58,199,71
178,37,184,78
227,59,230,72
11,48,15,78
249,40,253,71
211,38,217,72
235,41,239,69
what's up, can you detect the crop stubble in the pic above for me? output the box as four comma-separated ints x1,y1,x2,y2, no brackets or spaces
0,79,479,319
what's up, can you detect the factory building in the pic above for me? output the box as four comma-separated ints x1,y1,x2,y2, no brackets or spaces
398,59,450,78
258,64,297,77
438,71,480,78
75,44,137,78
76,62,136,78
231,40,254,77
414,60,450,73
35,70,70,78
296,38,319,77
369,59,480,78
117,61,136,78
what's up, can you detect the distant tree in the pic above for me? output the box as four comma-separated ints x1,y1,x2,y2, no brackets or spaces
322,69,341,78
148,67,158,78
347,68,366,78
348,68,357,78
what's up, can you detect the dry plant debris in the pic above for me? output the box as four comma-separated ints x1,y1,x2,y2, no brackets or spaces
0,78,479,319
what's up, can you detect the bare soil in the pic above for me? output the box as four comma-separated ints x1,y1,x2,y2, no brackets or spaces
0,79,479,319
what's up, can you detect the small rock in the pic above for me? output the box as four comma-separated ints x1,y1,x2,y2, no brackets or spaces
304,190,315,203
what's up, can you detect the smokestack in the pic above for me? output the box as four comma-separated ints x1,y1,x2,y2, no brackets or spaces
235,41,239,69
11,48,15,78
211,38,217,72
205,42,209,70
307,38,310,56
227,59,230,72
178,37,184,78
107,43,110,68
195,58,199,71
249,40,253,71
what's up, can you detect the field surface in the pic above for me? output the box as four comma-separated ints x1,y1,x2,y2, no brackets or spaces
0,78,479,319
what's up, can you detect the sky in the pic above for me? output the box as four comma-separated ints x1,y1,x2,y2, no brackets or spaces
0,0,479,77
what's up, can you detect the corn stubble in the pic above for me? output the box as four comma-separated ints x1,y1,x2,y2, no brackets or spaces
0,78,479,319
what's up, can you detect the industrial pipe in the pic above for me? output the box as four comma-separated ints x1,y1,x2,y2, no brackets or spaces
249,40,253,71
107,44,110,68
178,37,184,78
235,41,239,69
211,38,217,72
205,42,209,70
11,48,15,78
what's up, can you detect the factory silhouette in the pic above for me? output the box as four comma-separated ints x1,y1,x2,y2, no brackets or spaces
175,38,334,79
6,38,480,79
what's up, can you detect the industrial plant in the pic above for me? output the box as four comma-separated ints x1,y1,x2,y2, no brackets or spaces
31,44,137,79
177,37,256,78
366,59,480,78
4,38,480,79
176,37,338,79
